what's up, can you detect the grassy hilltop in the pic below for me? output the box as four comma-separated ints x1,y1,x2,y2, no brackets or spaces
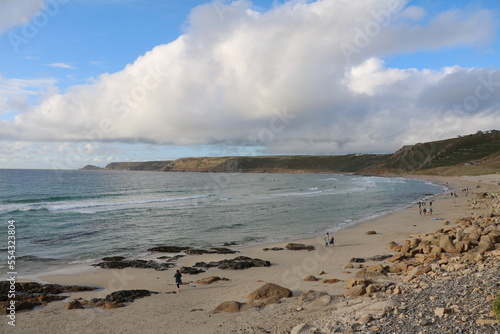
359,130,500,176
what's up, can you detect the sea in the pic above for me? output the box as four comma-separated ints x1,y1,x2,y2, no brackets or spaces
0,169,444,278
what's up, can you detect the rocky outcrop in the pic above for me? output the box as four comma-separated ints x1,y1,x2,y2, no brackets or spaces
194,256,271,270
93,259,174,271
0,282,97,314
193,276,229,285
285,243,315,251
84,289,158,310
147,246,191,253
185,248,239,255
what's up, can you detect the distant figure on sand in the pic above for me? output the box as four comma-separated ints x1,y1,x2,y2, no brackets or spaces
329,236,334,247
325,232,330,247
174,270,182,292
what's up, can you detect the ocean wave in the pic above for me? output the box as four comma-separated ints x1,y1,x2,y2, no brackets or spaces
272,186,365,198
2,194,209,213
204,223,245,232
1,193,119,205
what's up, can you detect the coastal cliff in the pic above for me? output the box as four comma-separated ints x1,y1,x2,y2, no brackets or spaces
81,130,500,176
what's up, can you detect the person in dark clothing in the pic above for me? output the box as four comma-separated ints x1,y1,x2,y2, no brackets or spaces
174,270,182,292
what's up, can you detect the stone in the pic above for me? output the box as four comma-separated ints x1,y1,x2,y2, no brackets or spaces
387,241,399,251
93,259,175,271
247,283,293,301
104,289,158,303
211,301,245,314
439,235,456,253
194,256,271,270
147,246,190,253
404,265,431,282
180,266,206,275
194,276,229,284
366,254,392,261
66,299,84,310
101,256,126,262
304,275,318,281
350,257,365,263
103,301,126,309
365,231,377,235
355,270,384,279
323,278,341,284
434,307,452,317
366,264,385,273
345,277,367,289
388,254,405,263
285,243,315,251
347,285,366,297
365,284,377,294
359,314,374,323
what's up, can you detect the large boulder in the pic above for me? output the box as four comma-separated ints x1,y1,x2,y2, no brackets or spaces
247,283,292,301
66,300,84,310
211,301,252,314
347,285,366,297
439,235,456,253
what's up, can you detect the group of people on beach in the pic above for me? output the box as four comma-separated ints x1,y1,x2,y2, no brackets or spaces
325,232,335,247
418,200,433,215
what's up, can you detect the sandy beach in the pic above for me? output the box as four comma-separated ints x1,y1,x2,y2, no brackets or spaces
2,174,499,334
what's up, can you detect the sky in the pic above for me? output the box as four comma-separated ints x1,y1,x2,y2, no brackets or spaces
0,0,499,169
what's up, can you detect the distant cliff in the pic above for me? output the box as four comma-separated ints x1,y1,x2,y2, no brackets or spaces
104,161,173,171
160,155,390,173
81,130,499,176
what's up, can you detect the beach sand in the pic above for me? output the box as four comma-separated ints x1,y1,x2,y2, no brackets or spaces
2,174,499,334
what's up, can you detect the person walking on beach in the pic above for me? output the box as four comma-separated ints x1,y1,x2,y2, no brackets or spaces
174,270,182,292
325,232,330,247
329,236,334,247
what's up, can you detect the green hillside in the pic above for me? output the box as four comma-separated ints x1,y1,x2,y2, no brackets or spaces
358,130,500,175
161,154,390,173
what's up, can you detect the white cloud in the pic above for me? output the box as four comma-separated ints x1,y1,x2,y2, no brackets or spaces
46,63,77,70
0,75,57,115
0,0,499,156
0,0,46,34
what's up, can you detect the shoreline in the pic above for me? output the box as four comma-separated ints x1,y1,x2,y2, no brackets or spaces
17,175,446,283
2,174,498,333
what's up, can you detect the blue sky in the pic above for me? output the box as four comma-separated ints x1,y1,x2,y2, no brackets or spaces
0,0,499,169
